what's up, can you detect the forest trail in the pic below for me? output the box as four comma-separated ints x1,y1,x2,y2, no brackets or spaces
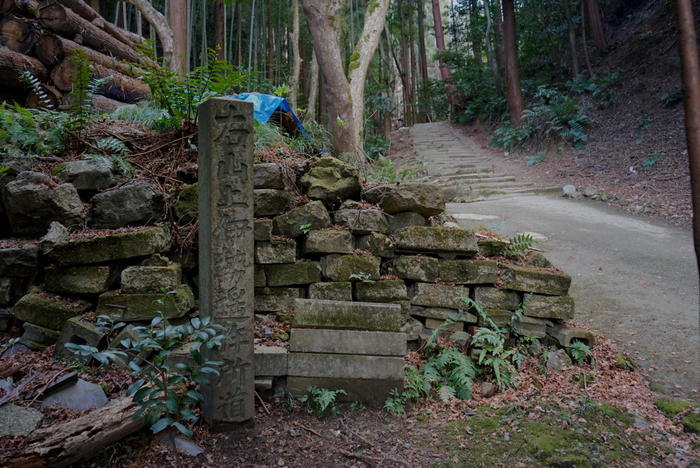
410,122,700,401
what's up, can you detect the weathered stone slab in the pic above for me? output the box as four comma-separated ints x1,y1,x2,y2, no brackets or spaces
288,353,405,380
289,329,407,356
19,322,61,350
523,294,574,320
54,317,106,359
333,208,389,234
362,183,445,217
254,345,288,376
409,283,470,309
90,182,164,228
13,293,90,330
424,318,464,332
265,262,321,286
173,183,198,222
500,264,571,295
293,299,402,331
254,287,304,312
474,287,520,310
355,280,407,302
411,306,477,323
300,156,362,206
287,376,402,404
308,282,352,301
96,285,194,321
273,201,331,237
48,226,171,265
54,157,115,191
439,260,500,284
45,265,112,295
513,316,549,338
41,378,108,411
198,97,255,427
0,245,38,277
477,239,507,257
255,239,297,264
303,229,354,255
388,211,426,234
254,267,266,287
395,226,478,254
547,323,595,347
0,403,42,437
355,233,394,257
254,189,292,216
480,309,513,328
525,252,554,269
387,255,439,282
254,218,273,241
321,254,380,281
121,264,182,293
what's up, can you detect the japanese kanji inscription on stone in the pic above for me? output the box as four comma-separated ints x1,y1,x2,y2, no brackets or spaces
198,97,255,430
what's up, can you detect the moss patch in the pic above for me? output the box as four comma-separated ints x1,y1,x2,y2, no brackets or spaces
654,398,698,417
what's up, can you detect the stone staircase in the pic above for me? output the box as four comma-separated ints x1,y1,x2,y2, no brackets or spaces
410,122,559,202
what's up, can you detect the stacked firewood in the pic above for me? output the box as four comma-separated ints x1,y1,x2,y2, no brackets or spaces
0,0,151,111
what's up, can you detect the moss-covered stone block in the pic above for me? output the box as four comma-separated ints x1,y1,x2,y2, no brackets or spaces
308,282,352,301
254,266,266,287
439,260,500,284
13,293,90,330
96,285,194,321
273,201,331,238
254,189,293,216
388,211,426,234
254,287,305,312
512,316,548,338
48,226,171,265
321,254,380,282
411,306,477,323
654,398,698,417
173,183,198,222
425,317,464,332
362,183,445,217
255,162,290,189
54,317,106,359
387,255,439,282
395,226,478,254
355,233,394,258
480,309,513,328
477,239,507,257
355,280,407,302
474,287,520,310
44,265,111,295
120,264,182,293
300,156,362,206
547,323,594,348
265,262,321,286
523,294,574,320
303,229,353,255
19,322,61,350
500,264,571,296
255,239,297,264
293,298,403,331
409,283,470,309
254,218,273,241
334,208,389,234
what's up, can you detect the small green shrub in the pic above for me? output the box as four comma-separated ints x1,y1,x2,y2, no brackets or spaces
298,386,346,416
568,341,594,365
504,233,534,257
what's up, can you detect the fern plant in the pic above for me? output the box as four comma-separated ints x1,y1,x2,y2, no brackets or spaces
20,71,54,109
66,50,111,128
504,233,534,257
568,341,594,365
84,137,134,175
298,386,346,416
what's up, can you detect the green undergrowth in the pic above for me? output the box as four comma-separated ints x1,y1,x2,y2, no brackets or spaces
438,400,669,467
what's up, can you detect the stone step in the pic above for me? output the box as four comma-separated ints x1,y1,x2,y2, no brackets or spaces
289,329,406,356
292,299,403,332
288,353,405,380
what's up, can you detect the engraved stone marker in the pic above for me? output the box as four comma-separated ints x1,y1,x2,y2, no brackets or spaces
198,97,255,430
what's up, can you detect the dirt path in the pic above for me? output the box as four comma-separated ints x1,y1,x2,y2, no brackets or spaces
408,122,699,401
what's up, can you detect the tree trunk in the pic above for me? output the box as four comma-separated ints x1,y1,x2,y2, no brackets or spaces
38,3,143,65
676,0,700,283
565,0,579,77
408,0,418,123
60,0,143,46
266,0,273,81
166,0,187,72
51,58,150,102
416,0,429,85
399,0,411,125
235,0,242,67
0,0,39,16
0,47,46,87
583,0,606,51
289,0,301,110
581,1,594,77
87,94,133,112
36,33,144,77
25,83,61,109
469,0,482,64
501,0,524,126
307,50,319,120
430,0,450,82
7,397,143,468
214,0,225,59
484,0,500,92
0,16,39,54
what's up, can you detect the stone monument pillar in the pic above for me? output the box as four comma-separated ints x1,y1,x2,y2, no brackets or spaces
198,97,255,430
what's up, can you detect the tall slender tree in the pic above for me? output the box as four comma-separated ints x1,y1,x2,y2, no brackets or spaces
583,0,606,51
675,0,700,281
168,0,188,72
289,0,301,109
214,0,225,60
501,0,524,125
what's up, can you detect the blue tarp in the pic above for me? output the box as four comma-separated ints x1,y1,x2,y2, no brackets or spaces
232,92,308,136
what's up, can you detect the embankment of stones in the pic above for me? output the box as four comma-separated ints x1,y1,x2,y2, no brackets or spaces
0,152,589,404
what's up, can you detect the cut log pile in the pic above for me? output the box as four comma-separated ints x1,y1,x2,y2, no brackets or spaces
0,0,151,111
